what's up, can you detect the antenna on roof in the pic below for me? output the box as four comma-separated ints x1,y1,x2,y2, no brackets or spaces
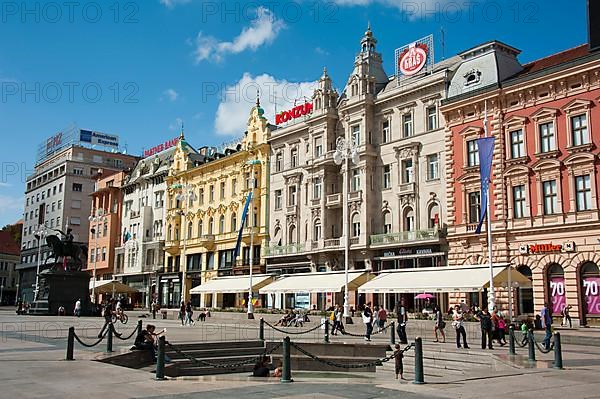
440,26,445,60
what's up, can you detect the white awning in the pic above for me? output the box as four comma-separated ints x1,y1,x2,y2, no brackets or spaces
189,274,273,295
89,280,139,294
259,271,369,294
359,264,532,294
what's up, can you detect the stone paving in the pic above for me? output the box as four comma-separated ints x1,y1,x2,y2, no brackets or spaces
2,308,600,399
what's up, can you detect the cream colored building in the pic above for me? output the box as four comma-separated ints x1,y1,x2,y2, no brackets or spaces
164,103,271,307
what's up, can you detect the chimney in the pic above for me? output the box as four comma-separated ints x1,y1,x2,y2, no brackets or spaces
588,0,600,51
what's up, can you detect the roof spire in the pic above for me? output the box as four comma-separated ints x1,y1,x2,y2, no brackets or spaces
179,121,185,141
256,88,260,107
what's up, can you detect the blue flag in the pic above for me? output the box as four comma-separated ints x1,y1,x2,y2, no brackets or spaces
233,192,253,260
475,137,495,234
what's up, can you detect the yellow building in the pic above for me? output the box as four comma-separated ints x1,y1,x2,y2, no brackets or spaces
165,102,271,307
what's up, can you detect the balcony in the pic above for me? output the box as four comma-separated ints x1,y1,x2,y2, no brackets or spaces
398,182,416,196
324,238,340,248
326,193,341,208
264,243,305,257
370,229,440,246
349,237,360,246
349,191,362,202
286,205,298,215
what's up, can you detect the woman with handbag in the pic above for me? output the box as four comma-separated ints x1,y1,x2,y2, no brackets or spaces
433,305,446,343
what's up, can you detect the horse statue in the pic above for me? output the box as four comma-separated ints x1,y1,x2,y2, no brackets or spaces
45,230,88,272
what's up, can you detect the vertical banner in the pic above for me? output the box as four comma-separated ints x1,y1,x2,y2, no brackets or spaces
549,277,566,315
583,276,600,315
475,137,495,234
233,192,253,260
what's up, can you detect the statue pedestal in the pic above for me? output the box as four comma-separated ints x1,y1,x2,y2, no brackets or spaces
30,269,91,316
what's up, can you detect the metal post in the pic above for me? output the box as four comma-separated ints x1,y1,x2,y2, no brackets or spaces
66,327,75,360
527,328,536,362
324,318,330,343
248,162,256,320
343,152,350,323
508,325,516,355
106,323,113,353
553,332,563,369
156,336,166,380
137,320,143,337
390,321,396,345
259,318,265,341
280,336,292,383
413,336,424,385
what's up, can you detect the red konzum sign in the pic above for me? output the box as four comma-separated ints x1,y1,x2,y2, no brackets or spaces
275,102,313,125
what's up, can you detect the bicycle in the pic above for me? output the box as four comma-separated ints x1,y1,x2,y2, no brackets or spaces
111,310,129,324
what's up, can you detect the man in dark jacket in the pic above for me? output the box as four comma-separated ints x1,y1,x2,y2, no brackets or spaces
477,308,493,349
396,299,408,344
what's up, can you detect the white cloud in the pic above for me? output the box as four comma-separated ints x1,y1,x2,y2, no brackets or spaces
163,88,179,102
160,0,191,8
315,47,330,56
169,117,184,132
214,73,317,136
331,0,467,18
193,7,285,63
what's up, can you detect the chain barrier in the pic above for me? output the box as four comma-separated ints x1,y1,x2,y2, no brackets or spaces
264,320,325,335
289,342,413,369
515,333,529,348
531,333,555,354
113,324,138,341
165,341,283,369
372,322,392,335
336,322,392,337
73,327,109,348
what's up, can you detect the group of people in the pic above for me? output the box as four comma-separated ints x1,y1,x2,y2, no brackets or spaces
133,323,167,361
274,310,310,327
361,301,406,343
178,301,209,325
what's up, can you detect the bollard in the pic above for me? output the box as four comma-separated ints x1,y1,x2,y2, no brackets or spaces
259,318,265,341
508,325,516,355
390,321,396,345
106,323,114,353
413,337,425,384
137,320,143,337
324,318,330,343
155,336,166,380
66,327,75,360
527,329,536,362
553,332,563,369
280,336,293,383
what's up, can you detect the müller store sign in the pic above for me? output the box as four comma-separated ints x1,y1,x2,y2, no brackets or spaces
275,102,313,125
144,137,179,158
519,241,576,255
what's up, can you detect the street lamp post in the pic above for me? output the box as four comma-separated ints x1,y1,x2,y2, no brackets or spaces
0,285,4,305
176,184,197,306
33,226,47,302
246,159,261,320
89,210,106,304
333,136,359,323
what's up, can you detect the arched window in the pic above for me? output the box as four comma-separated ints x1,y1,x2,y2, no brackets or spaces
404,207,415,232
231,213,237,232
547,263,565,315
581,262,600,320
517,265,534,314
274,227,282,246
219,215,225,234
428,203,440,229
383,211,392,233
313,219,322,240
175,227,179,241
197,220,203,237
351,214,361,237
289,225,297,244
208,217,214,235
187,222,193,239
167,225,172,241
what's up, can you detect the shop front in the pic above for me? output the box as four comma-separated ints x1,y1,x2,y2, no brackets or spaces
158,273,181,308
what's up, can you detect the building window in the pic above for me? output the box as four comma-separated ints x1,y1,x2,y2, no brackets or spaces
402,113,413,138
510,129,525,158
220,182,226,200
315,138,323,158
231,213,237,232
219,215,225,234
197,220,203,236
209,185,214,202
72,183,83,192
571,114,589,146
70,217,81,226
313,220,322,240
313,177,322,200
539,122,556,153
427,106,437,131
576,175,592,211
468,191,481,224
275,152,283,172
351,214,360,237
73,168,83,176
543,180,558,215
383,165,391,188
513,185,526,218
351,169,361,192
402,159,413,183
427,154,439,180
288,186,297,206
231,179,237,196
291,148,298,168
383,211,392,233
467,139,479,167
274,190,282,210
351,125,361,146
208,218,214,235
404,208,415,231
382,120,391,143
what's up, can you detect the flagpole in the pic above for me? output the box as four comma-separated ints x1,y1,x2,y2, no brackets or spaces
484,101,495,311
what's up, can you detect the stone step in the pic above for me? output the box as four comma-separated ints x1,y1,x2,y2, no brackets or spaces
170,340,265,351
165,346,265,360
265,341,390,358
270,354,377,372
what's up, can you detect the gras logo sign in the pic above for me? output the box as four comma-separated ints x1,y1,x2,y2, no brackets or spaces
395,34,434,82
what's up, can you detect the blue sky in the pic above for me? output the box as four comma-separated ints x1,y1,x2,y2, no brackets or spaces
0,0,589,226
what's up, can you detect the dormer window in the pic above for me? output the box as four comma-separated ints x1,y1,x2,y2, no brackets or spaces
464,69,482,87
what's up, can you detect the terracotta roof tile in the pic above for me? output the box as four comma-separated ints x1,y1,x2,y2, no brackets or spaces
518,44,590,76
0,230,20,256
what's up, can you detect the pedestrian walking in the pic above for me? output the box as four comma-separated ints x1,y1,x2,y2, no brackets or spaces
332,304,345,335
373,305,380,333
561,304,573,328
151,301,157,319
433,305,446,343
185,301,194,326
74,299,81,317
540,302,553,350
491,308,503,346
394,343,404,380
98,299,114,338
363,302,373,341
497,315,507,345
378,306,387,334
452,305,469,349
396,299,408,344
476,308,494,349
179,301,186,326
